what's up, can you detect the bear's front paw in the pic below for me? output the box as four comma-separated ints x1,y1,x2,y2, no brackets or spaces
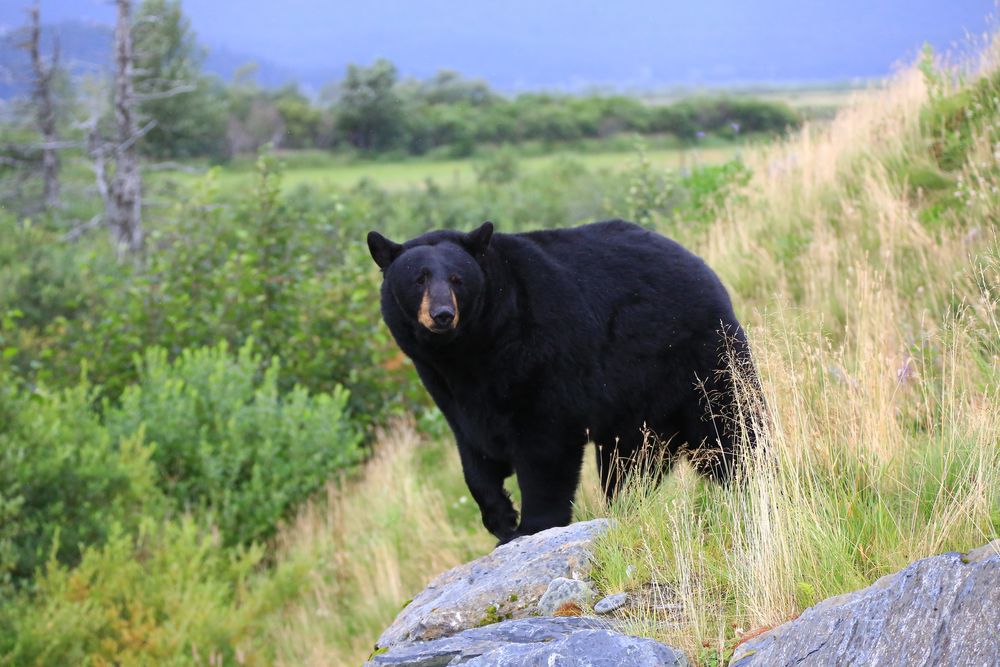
483,505,518,543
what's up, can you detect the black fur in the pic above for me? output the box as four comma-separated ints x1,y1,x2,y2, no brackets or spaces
368,220,754,544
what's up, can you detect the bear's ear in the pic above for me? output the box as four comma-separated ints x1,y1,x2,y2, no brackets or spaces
465,221,494,257
367,231,403,270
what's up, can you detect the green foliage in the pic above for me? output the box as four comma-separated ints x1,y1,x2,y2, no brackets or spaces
336,59,407,151
107,340,362,547
474,146,521,187
273,85,329,149
392,89,799,158
0,218,96,332
0,335,360,587
403,70,498,106
681,159,751,214
133,0,229,160
645,96,800,140
7,153,408,424
923,67,1000,171
1,518,304,665
595,141,750,241
320,58,800,158
0,372,161,585
620,138,673,228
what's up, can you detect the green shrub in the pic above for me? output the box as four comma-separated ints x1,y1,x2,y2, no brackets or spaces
1,333,363,588
0,372,161,586
107,340,362,547
0,518,304,666
923,67,1000,171
7,156,409,427
474,147,521,187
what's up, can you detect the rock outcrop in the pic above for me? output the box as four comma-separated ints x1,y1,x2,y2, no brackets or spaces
376,519,612,649
369,519,689,666
367,617,688,667
731,540,1000,666
368,515,999,667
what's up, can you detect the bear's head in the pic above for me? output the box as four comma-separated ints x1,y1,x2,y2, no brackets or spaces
367,222,493,341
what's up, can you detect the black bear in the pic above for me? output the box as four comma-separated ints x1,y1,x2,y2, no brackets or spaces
367,220,755,543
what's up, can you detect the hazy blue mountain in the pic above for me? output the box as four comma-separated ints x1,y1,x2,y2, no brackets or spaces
0,20,110,98
0,19,326,98
0,0,992,95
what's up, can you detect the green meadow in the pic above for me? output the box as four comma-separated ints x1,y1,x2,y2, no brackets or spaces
154,143,741,192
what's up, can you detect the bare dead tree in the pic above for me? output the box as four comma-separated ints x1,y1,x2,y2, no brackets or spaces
83,0,207,256
27,4,60,209
108,0,145,255
14,3,62,210
86,0,146,256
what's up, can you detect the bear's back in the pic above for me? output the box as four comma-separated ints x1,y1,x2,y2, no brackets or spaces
494,220,737,337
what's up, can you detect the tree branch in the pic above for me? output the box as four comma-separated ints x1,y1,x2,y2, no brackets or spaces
62,214,104,241
134,83,197,102
117,119,156,153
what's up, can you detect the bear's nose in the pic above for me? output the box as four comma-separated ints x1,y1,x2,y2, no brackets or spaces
432,307,455,327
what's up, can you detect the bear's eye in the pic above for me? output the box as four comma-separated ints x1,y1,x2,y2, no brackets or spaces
416,274,426,286
449,275,462,286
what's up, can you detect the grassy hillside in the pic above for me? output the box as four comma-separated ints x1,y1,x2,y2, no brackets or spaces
265,47,1000,665
581,57,1000,662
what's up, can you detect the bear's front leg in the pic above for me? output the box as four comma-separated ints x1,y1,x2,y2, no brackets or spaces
457,444,518,543
507,447,583,540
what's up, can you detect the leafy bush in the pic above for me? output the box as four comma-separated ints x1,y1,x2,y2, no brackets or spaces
1,334,361,591
0,372,161,586
474,146,521,187
107,340,362,547
6,156,410,427
923,66,1000,171
1,518,304,665
0,218,113,382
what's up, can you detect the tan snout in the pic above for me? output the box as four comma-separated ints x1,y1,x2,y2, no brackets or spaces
418,286,459,333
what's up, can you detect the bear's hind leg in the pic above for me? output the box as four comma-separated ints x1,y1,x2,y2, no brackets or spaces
678,394,739,484
595,426,678,503
595,439,631,502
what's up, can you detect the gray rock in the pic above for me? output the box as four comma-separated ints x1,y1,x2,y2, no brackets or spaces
731,540,1000,667
365,617,688,667
538,577,596,615
377,519,612,649
593,592,628,614
465,628,688,666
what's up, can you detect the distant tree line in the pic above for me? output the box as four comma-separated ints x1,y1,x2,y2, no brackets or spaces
153,57,802,160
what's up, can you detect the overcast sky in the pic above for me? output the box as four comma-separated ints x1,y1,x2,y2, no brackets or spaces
1,1,993,88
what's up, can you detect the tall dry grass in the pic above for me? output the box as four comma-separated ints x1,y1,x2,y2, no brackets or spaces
584,45,1000,662
264,421,493,666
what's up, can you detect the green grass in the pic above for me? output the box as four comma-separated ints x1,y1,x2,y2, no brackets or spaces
152,144,740,193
